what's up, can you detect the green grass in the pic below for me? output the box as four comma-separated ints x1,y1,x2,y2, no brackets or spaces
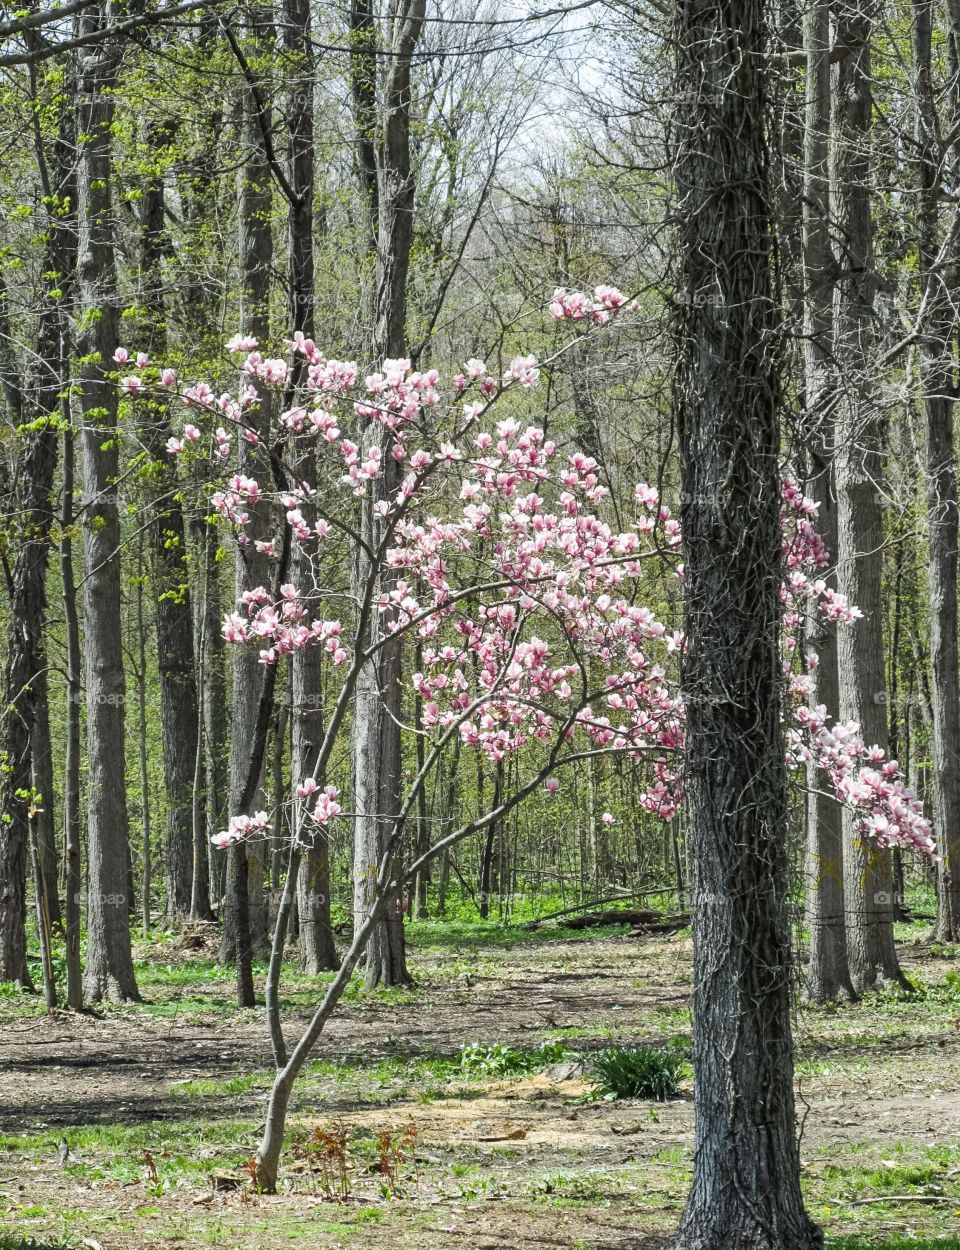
826,1241,960,1249
0,1238,75,1250
0,1116,261,1187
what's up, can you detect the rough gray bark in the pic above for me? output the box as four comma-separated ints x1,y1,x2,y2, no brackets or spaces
670,0,823,1244
76,19,139,1003
0,65,74,984
915,0,960,943
350,0,425,989
801,0,854,1003
831,0,906,991
0,390,56,988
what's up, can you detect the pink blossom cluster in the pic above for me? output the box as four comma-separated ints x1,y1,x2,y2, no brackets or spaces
296,779,343,831
548,285,633,324
779,478,933,854
787,710,934,855
212,810,271,849
115,292,934,859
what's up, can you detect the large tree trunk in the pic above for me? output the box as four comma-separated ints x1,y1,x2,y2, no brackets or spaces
916,0,960,942
76,26,139,1003
801,0,854,1003
0,62,76,985
831,0,906,991
670,0,822,1244
350,0,425,990
0,401,57,989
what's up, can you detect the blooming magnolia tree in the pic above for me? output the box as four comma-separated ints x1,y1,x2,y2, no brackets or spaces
115,287,932,1190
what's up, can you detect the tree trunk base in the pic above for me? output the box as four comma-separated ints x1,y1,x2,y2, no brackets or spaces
671,1205,823,1250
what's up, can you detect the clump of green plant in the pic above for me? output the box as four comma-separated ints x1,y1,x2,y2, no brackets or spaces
590,1045,686,1101
459,1039,566,1076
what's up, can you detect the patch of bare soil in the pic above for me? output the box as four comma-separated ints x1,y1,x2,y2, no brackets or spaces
2,933,959,1249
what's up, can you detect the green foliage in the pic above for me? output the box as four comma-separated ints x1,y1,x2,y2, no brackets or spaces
458,1039,566,1077
590,1045,687,1101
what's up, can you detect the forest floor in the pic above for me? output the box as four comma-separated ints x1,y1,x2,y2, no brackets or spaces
1,918,959,1250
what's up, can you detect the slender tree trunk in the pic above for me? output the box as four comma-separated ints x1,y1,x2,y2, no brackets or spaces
221,4,276,998
31,656,60,930
198,519,228,908
76,25,139,1003
134,556,153,937
350,0,426,989
30,805,57,1010
411,680,430,919
61,373,84,1012
283,0,338,974
831,0,906,991
670,0,822,1244
135,125,206,924
802,0,854,1002
915,0,960,942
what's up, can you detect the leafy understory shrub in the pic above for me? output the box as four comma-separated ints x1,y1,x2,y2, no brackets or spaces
591,1046,686,1101
459,1040,566,1077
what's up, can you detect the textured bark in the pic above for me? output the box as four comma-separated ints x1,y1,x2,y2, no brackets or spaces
0,398,56,987
670,0,822,1244
801,0,854,1003
76,21,139,1003
350,0,425,990
0,70,73,984
915,0,960,943
831,0,905,991
135,130,206,924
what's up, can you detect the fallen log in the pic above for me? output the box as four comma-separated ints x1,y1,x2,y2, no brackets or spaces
522,890,679,930
628,914,691,936
562,908,687,930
